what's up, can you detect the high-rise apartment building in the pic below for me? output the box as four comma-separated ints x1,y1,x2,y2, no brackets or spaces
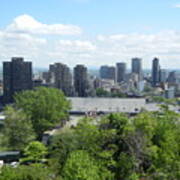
74,65,89,97
159,69,168,83
132,58,143,80
50,63,72,96
100,65,115,80
3,57,32,103
152,57,160,87
167,71,177,84
116,62,126,83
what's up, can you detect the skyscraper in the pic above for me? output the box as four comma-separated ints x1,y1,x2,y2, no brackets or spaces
100,65,115,80
116,62,126,83
49,63,72,96
74,65,89,97
167,71,177,84
132,58,143,80
3,57,32,104
159,69,168,83
152,57,160,87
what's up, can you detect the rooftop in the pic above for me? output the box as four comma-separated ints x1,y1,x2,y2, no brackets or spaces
68,97,147,113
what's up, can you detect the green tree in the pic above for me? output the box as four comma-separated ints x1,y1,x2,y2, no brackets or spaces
63,150,108,180
3,106,35,150
96,88,110,97
116,153,138,180
111,92,126,98
149,109,180,179
50,109,180,179
21,141,48,163
49,118,115,178
0,164,59,180
14,87,71,138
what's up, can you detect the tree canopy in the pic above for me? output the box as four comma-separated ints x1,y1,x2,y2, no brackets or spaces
49,109,180,179
0,92,179,179
21,141,48,163
62,150,103,180
0,164,57,180
14,87,71,138
3,106,35,150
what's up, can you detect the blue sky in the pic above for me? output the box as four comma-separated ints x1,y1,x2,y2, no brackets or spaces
1,0,180,33
0,0,180,68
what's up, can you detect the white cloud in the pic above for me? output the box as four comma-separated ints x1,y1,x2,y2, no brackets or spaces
6,14,82,35
58,40,96,51
0,31,47,61
0,32,46,45
1,15,180,68
173,3,180,8
94,31,180,68
46,40,96,65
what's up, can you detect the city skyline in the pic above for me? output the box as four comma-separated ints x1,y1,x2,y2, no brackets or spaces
1,1,180,68
1,56,180,72
1,56,179,103
0,1,180,178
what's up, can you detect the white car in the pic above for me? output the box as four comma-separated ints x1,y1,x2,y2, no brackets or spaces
0,160,4,169
10,161,19,168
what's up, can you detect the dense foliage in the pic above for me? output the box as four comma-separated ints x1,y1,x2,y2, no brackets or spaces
21,141,48,163
0,164,58,180
96,88,126,97
3,106,35,150
0,90,179,179
62,150,106,180
49,107,180,180
14,87,71,139
1,87,70,151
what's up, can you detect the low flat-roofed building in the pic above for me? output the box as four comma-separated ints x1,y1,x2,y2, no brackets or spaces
68,97,179,114
68,97,146,114
0,151,20,163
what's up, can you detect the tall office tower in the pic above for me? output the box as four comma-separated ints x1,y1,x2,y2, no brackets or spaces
42,71,51,84
50,63,72,96
43,64,56,84
152,57,160,87
116,62,126,83
108,66,115,80
49,64,56,73
74,65,89,97
100,66,115,80
132,58,143,80
167,71,177,84
159,69,168,83
3,57,32,104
